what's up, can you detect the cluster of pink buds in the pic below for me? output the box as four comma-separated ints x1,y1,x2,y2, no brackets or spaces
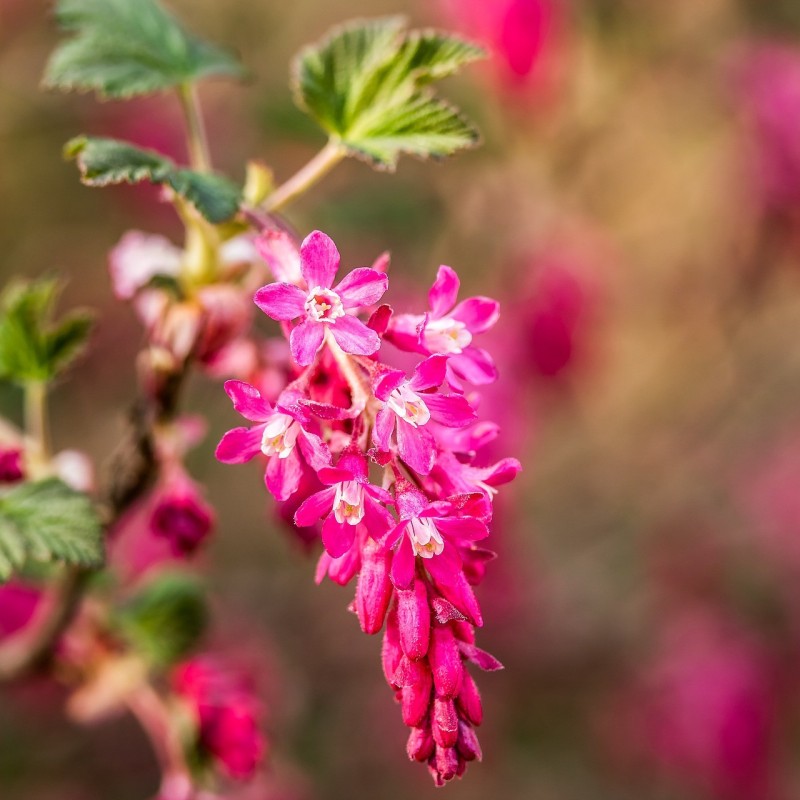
217,229,520,784
173,657,266,782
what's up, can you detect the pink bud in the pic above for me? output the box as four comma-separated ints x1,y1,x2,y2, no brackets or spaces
456,720,482,761
356,541,393,634
429,625,463,699
455,670,483,726
432,570,483,627
150,473,215,557
397,579,431,660
0,448,24,483
407,726,435,762
432,697,458,748
381,608,403,686
400,661,433,727
434,745,459,782
327,546,361,587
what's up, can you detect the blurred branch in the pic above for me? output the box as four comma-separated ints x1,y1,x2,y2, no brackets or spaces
178,82,212,172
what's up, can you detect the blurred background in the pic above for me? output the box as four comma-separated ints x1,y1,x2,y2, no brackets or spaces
4,0,800,798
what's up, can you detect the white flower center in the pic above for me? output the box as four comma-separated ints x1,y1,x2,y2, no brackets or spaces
407,517,444,559
422,317,472,354
260,413,300,458
333,480,365,525
386,384,431,427
305,286,345,323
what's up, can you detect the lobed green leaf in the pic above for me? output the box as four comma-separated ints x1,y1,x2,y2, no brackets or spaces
0,479,103,583
0,279,94,385
66,136,242,223
293,17,485,170
43,0,245,99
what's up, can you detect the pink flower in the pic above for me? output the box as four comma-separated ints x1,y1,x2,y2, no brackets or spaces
382,488,488,601
173,657,266,781
0,446,24,483
293,450,392,557
149,470,215,557
372,355,477,475
439,0,567,95
735,43,800,213
254,230,387,366
387,266,499,386
215,380,330,502
255,229,302,284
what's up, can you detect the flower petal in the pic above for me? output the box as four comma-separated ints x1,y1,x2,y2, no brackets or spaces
397,419,436,475
391,533,416,589
265,449,302,502
434,516,489,542
294,487,336,527
298,429,331,471
373,406,396,451
215,425,264,464
374,368,406,402
336,268,389,309
408,354,448,391
429,265,460,318
317,467,354,485
224,380,272,421
255,229,302,283
451,297,500,334
330,314,382,356
300,230,339,289
449,347,498,386
290,319,325,366
424,393,477,428
253,282,306,321
322,515,356,558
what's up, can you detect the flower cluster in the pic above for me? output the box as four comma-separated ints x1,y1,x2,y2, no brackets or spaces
217,229,520,784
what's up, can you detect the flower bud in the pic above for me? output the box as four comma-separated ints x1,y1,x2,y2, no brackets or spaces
355,540,393,635
397,579,431,660
455,670,483,726
381,608,403,686
150,472,215,557
434,745,459,782
456,720,482,762
429,624,463,699
401,661,433,727
407,726,435,762
432,697,458,748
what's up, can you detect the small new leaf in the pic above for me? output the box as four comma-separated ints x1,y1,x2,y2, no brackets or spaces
0,478,103,583
115,573,208,667
0,279,94,384
293,17,485,170
66,137,241,223
43,0,245,99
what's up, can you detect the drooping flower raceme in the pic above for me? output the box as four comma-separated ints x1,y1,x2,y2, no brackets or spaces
217,229,520,785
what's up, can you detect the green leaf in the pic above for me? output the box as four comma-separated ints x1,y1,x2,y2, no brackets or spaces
43,0,245,99
293,17,485,170
0,478,103,583
65,136,241,223
0,279,94,384
115,573,208,667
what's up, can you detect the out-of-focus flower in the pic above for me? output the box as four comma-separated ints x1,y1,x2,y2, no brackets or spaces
149,468,216,557
601,608,779,800
735,43,800,215
173,657,266,781
0,581,41,639
0,446,24,483
438,0,569,98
